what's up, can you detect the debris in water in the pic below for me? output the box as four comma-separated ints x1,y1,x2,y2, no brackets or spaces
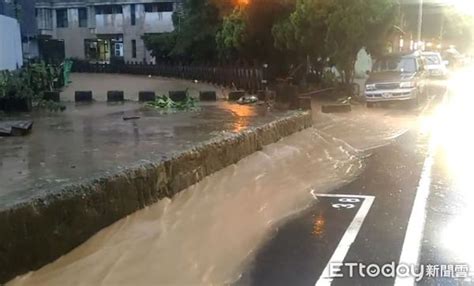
237,95,258,105
123,116,141,121
0,121,33,137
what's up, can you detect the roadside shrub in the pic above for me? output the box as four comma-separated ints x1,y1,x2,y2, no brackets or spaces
0,62,66,112
146,92,197,111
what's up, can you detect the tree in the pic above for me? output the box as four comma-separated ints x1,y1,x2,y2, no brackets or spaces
216,8,247,61
440,7,474,51
241,0,295,63
325,0,398,84
215,0,295,64
272,0,330,79
273,0,398,85
143,33,177,60
144,0,232,62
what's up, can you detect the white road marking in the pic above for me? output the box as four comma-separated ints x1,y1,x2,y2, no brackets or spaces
311,190,373,200
311,88,444,285
393,150,434,286
311,192,375,286
394,89,445,286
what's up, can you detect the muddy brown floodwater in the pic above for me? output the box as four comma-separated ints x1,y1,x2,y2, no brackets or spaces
7,104,417,286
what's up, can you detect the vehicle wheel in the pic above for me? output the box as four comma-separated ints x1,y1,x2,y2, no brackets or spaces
366,102,375,108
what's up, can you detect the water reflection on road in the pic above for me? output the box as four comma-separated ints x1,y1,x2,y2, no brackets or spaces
428,67,474,274
8,101,419,286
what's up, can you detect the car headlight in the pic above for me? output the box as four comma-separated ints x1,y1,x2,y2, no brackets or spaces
400,81,416,88
365,84,376,91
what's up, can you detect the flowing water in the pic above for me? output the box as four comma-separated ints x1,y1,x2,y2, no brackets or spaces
8,104,416,286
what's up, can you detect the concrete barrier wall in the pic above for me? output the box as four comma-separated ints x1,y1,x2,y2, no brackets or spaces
0,111,312,283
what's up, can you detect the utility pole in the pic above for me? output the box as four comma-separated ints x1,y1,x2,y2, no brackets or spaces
439,13,445,43
417,0,423,44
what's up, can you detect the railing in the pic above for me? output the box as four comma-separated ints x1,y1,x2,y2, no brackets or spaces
72,61,266,92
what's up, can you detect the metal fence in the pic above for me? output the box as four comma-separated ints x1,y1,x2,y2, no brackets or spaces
72,61,266,92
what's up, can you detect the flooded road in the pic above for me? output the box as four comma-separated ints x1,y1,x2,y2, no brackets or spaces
418,68,474,285
0,102,287,208
7,94,423,285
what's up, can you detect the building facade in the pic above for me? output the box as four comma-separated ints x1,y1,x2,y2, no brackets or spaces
36,0,178,63
0,0,38,69
0,0,24,70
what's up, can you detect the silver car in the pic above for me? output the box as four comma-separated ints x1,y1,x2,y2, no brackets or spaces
365,53,426,107
422,52,448,78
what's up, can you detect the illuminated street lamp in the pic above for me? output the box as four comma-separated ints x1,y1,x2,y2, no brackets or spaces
236,0,249,6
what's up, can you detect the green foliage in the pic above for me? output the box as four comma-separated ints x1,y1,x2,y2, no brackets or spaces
325,0,398,84
0,70,34,99
146,0,293,64
35,99,66,112
0,62,66,112
144,0,229,62
273,0,327,59
441,7,474,51
174,96,197,110
216,8,247,60
24,61,63,93
144,0,397,85
274,0,398,84
238,0,295,63
143,33,177,60
146,94,197,111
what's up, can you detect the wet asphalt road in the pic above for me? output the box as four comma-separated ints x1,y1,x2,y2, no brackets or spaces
237,129,427,286
237,81,474,286
6,74,471,285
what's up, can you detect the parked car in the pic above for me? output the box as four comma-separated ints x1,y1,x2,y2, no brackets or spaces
442,47,466,68
365,52,426,108
422,52,448,78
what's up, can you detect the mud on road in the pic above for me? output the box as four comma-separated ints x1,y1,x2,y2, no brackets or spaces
7,94,433,286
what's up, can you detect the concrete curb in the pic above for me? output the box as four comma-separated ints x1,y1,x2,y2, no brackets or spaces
199,91,217,101
169,91,187,102
138,91,156,102
0,111,312,283
107,90,125,102
74,91,93,102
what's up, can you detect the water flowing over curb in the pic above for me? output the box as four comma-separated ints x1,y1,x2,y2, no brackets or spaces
0,111,312,283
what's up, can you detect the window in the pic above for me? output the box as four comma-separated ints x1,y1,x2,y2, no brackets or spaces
56,9,68,28
37,8,53,30
95,5,123,15
78,8,87,27
131,40,137,58
144,2,174,13
373,57,417,73
131,4,136,26
424,54,441,65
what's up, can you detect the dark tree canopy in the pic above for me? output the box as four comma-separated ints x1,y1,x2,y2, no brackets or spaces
273,0,398,84
144,0,230,62
144,0,412,85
